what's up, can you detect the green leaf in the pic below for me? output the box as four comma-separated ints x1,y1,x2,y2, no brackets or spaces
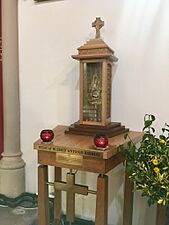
159,135,166,140
148,198,155,206
144,114,155,122
150,115,156,121
124,132,129,140
150,127,155,133
163,128,169,132
143,120,153,131
145,120,153,127
162,128,166,133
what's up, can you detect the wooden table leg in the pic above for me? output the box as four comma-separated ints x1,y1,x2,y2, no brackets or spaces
95,174,108,225
123,171,134,225
38,165,50,225
54,167,62,225
156,204,166,225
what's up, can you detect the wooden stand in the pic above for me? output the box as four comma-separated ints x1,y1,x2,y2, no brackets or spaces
95,174,108,225
54,167,62,224
34,125,166,225
123,171,134,225
38,165,50,225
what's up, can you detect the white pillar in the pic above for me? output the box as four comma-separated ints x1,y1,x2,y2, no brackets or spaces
0,0,25,197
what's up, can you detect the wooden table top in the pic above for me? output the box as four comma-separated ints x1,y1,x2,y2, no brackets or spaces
34,125,142,160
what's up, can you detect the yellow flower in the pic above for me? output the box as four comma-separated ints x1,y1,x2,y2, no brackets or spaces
159,139,165,144
152,159,159,165
154,167,160,174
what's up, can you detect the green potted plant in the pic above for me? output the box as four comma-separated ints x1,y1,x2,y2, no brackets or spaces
118,114,169,207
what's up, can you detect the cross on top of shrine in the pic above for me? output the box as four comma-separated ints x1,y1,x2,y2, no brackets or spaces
92,17,104,39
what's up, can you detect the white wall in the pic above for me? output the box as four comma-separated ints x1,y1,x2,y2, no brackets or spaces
18,0,169,224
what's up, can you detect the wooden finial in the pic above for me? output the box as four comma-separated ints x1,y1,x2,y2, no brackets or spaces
92,17,104,39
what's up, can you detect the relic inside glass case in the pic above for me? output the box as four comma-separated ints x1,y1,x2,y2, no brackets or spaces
83,62,102,122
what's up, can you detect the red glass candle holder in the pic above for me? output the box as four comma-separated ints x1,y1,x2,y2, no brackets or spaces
93,134,109,150
40,129,54,143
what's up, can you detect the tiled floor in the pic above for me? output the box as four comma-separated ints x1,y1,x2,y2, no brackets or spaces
0,204,94,225
0,205,37,225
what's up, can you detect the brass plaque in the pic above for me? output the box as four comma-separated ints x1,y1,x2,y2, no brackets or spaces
56,153,83,166
35,144,103,159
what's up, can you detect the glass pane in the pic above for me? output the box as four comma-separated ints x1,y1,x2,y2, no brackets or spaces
83,62,102,122
107,64,111,119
